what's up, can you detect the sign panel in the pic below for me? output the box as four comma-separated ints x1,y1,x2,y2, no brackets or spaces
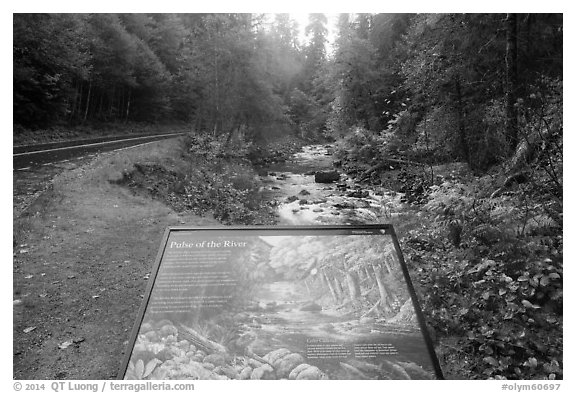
119,225,443,380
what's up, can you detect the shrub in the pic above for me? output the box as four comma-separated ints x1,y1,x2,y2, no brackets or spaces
403,177,562,379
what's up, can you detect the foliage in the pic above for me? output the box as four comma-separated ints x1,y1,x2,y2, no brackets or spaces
13,14,90,126
402,173,562,379
333,126,407,175
118,133,276,225
333,127,383,169
13,13,322,141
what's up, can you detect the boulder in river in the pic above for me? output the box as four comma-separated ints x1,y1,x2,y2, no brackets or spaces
315,171,340,183
346,189,370,198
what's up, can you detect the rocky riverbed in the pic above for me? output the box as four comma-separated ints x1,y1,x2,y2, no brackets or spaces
258,144,405,225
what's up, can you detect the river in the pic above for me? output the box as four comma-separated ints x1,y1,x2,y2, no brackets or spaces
257,144,403,225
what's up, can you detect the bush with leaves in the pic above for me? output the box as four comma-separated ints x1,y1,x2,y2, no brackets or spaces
333,126,407,174
119,133,275,225
402,175,562,379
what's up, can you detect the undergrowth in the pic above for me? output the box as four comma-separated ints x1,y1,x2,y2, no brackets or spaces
116,133,276,225
402,176,562,380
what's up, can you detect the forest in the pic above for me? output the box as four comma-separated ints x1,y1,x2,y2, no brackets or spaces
14,13,563,380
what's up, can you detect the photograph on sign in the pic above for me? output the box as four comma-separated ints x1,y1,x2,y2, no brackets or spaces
120,226,442,380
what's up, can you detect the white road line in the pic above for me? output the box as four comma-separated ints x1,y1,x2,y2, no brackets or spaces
17,167,31,171
113,141,158,152
13,132,184,157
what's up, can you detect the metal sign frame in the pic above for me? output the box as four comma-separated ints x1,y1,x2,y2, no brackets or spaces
118,224,443,380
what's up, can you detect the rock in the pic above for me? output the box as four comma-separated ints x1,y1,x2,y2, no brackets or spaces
298,199,308,205
263,348,292,365
155,348,175,362
239,366,253,380
189,355,204,362
346,190,369,198
286,195,299,203
204,353,229,367
300,302,322,312
333,160,342,167
271,186,281,190
165,335,177,344
352,200,371,209
143,331,159,342
173,356,189,365
333,202,355,209
275,353,305,378
289,364,328,380
315,171,340,183
248,358,263,368
176,340,191,352
202,362,215,371
304,170,317,176
214,365,240,379
313,208,324,213
159,324,178,338
268,172,277,176
299,189,311,195
251,364,276,380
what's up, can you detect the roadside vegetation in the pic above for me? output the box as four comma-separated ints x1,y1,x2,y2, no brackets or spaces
114,133,303,225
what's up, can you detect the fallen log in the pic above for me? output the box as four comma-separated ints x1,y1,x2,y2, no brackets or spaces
177,323,227,354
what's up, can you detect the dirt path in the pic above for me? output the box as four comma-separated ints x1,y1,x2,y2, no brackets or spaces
13,139,219,379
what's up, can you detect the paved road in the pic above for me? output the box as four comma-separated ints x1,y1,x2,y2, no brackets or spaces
13,132,185,170
13,132,185,217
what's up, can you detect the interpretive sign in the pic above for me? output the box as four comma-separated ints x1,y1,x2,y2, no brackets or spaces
119,225,443,380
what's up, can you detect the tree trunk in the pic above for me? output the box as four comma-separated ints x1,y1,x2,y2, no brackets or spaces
333,274,344,300
322,269,339,303
372,263,394,312
109,85,116,119
506,13,519,152
345,271,362,301
125,87,131,123
97,88,104,120
454,76,470,164
383,257,393,275
83,79,92,122
364,265,374,284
